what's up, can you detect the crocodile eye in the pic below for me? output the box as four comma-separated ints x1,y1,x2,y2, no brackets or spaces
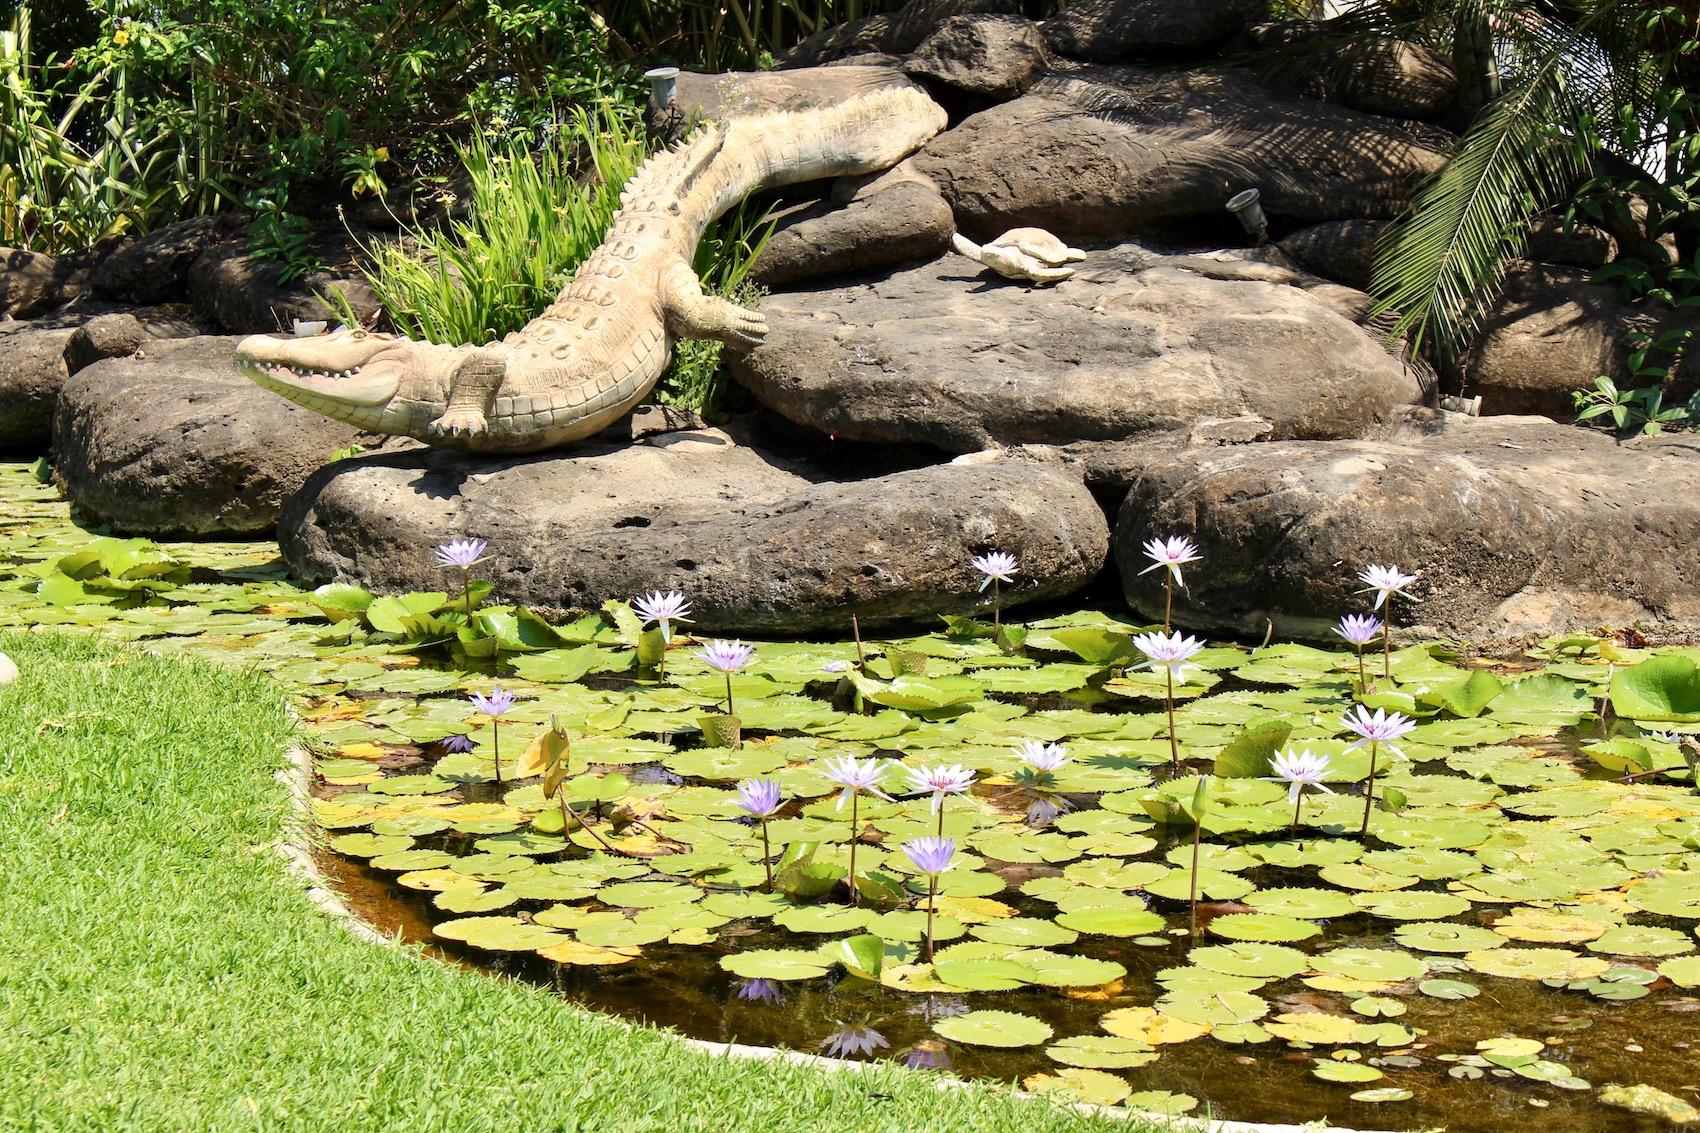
352,329,368,339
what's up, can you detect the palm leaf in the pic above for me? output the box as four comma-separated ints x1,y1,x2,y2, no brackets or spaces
1369,52,1587,363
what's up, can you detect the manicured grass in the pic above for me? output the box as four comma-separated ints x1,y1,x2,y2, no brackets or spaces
0,633,1158,1133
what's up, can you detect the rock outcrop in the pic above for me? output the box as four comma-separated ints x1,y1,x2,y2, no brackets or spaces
52,336,362,536
281,435,1108,632
1114,408,1700,644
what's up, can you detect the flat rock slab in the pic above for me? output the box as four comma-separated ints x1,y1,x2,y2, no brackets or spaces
912,66,1450,243
732,243,1422,461
280,434,1108,633
1113,409,1700,644
53,336,362,537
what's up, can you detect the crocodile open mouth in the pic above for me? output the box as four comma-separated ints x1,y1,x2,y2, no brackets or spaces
237,353,399,408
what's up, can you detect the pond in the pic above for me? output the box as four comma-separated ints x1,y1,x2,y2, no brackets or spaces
3,460,1699,1130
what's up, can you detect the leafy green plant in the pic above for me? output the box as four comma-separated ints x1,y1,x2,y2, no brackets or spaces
1572,328,1700,435
247,198,326,285
32,536,189,607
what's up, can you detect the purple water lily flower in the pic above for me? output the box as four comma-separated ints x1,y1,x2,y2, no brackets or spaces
817,1025,889,1059
1139,534,1202,586
437,733,476,754
633,589,692,644
1341,705,1417,758
1358,563,1419,609
1016,739,1070,773
901,1040,952,1072
736,978,784,1006
1334,614,1383,646
733,777,784,819
468,685,515,717
820,754,894,810
1131,630,1205,679
434,538,488,569
695,639,754,715
901,835,957,877
905,764,975,814
971,550,1019,590
821,660,850,673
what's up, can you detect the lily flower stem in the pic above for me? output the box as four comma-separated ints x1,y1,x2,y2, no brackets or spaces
1165,669,1179,771
724,671,735,718
1359,740,1379,838
852,615,866,673
1382,600,1393,681
562,798,617,854
1189,814,1202,937
936,798,946,840
924,874,938,963
461,566,474,625
1291,790,1303,837
993,578,1002,630
760,817,773,891
492,721,502,784
1356,647,1367,694
1164,574,1173,632
848,793,860,906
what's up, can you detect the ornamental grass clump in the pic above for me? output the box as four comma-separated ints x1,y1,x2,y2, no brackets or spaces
1132,630,1204,771
1341,705,1417,837
820,754,893,905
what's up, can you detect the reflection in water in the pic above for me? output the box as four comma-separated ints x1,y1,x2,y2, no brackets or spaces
900,1039,952,1072
736,978,784,1007
817,1024,889,1059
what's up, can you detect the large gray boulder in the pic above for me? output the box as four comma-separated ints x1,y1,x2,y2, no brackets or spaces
52,336,362,536
732,241,1424,464
750,164,955,287
1113,408,1700,644
1248,23,1458,121
911,66,1451,243
903,14,1051,100
1042,0,1264,62
1460,264,1700,418
90,214,248,305
187,238,379,335
280,436,1108,633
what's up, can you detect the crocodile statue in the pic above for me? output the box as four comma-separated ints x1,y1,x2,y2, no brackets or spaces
236,76,947,453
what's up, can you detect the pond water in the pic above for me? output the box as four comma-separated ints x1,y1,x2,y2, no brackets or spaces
3,460,1699,1130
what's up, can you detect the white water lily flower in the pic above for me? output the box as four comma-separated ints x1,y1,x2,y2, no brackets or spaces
1262,748,1337,805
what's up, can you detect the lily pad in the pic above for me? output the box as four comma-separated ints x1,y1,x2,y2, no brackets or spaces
1207,913,1322,942
1394,922,1506,954
1465,947,1611,981
1312,1060,1384,1083
1045,1035,1159,1069
1099,1006,1212,1045
1190,942,1311,979
1311,948,1428,982
720,949,832,981
934,1009,1054,1048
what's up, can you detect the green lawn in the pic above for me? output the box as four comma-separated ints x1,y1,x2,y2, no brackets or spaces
0,632,1154,1133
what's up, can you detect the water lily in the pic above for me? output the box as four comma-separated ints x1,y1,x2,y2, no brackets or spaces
1334,613,1383,689
434,538,488,569
694,639,754,715
1139,534,1202,628
1342,705,1416,837
821,659,850,673
901,835,957,961
468,685,515,783
735,978,784,1006
900,1040,952,1072
971,549,1019,629
1016,739,1070,773
817,1024,889,1059
633,589,691,644
734,777,784,889
1133,630,1205,770
905,764,975,833
1263,747,1335,834
1358,563,1418,681
436,537,489,622
436,733,475,754
820,754,893,905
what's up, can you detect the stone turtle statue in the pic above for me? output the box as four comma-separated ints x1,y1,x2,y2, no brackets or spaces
951,227,1086,284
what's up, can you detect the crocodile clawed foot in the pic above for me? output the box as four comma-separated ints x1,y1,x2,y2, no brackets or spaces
429,408,489,438
726,309,768,348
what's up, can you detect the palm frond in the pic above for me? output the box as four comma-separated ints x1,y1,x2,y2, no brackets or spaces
1369,51,1588,363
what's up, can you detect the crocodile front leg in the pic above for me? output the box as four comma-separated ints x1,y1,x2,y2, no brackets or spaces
429,346,507,438
662,261,767,347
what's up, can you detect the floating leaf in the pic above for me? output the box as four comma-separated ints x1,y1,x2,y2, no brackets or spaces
1045,1035,1159,1069
720,949,831,981
1311,948,1428,982
1190,942,1311,979
1208,913,1322,942
1312,1060,1384,1083
1099,1007,1212,1045
1465,948,1611,981
1351,1088,1414,1103
1394,922,1505,954
1418,978,1480,999
934,1009,1054,1048
1263,1013,1361,1044
1612,656,1700,722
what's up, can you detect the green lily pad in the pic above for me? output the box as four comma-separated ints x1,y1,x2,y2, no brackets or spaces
1465,947,1611,981
1191,942,1311,979
969,917,1080,948
1016,951,1127,987
1350,1088,1414,1103
434,915,562,951
1394,922,1506,953
1055,906,1167,937
1156,990,1268,1025
1246,887,1359,919
329,832,413,858
1045,1035,1159,1069
1418,977,1480,999
1353,890,1472,920
933,1009,1054,1048
932,958,1036,991
1312,1061,1384,1083
1208,913,1322,942
773,904,878,934
1656,955,1700,988
1311,948,1428,982
720,949,832,981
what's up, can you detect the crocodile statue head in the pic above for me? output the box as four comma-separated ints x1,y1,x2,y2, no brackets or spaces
237,327,476,438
